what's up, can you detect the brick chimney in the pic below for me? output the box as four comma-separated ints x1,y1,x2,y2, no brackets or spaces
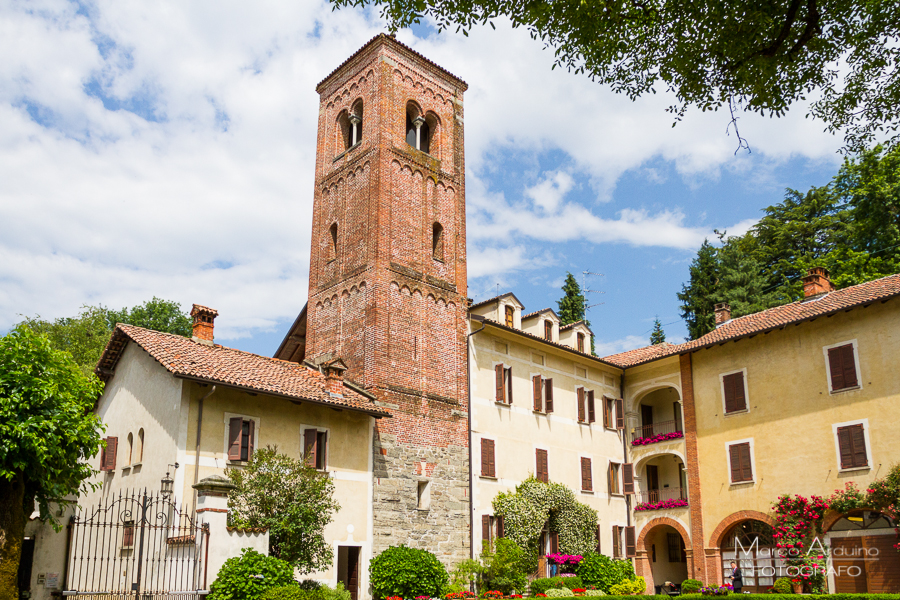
802,267,834,299
714,302,732,326
322,358,348,397
191,304,219,344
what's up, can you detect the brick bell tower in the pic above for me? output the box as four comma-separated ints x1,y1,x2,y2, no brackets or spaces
306,35,469,563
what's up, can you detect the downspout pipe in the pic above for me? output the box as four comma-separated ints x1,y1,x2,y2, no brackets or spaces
466,314,486,561
192,384,217,506
620,373,631,526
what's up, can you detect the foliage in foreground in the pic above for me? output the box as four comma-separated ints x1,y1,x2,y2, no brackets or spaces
0,325,106,600
530,576,585,596
208,548,296,600
574,552,636,594
227,446,340,573
259,582,352,600
369,545,449,600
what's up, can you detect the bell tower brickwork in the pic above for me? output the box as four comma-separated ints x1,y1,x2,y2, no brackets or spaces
306,35,470,564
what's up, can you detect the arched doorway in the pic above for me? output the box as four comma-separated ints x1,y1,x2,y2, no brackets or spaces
637,518,691,594
827,510,900,593
720,520,780,593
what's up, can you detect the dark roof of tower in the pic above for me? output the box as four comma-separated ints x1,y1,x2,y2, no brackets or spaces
316,33,468,92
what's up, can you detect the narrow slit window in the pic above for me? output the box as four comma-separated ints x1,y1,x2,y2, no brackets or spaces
329,222,338,260
432,222,444,260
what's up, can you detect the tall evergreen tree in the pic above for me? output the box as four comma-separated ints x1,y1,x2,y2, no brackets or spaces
557,272,595,354
716,243,779,318
677,240,719,340
649,318,666,345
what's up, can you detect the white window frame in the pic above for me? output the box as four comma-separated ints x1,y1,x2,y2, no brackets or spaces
719,368,750,416
831,418,872,473
822,339,862,394
725,437,756,486
492,361,513,407
299,423,331,471
223,412,261,463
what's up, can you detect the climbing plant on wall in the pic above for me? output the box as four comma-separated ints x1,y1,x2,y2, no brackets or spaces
492,477,598,563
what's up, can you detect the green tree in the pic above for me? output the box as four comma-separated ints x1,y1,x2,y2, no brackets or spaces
557,272,595,354
677,239,719,340
20,297,192,376
332,0,900,153
0,326,105,600
649,318,666,345
716,242,779,319
226,446,340,573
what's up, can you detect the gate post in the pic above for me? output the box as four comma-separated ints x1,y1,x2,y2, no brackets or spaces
193,475,237,587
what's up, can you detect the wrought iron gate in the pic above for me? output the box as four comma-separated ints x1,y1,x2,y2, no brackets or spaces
64,489,209,598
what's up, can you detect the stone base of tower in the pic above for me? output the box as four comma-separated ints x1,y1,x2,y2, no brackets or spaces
371,391,470,567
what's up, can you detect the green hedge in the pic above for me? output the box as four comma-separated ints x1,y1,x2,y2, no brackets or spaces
530,576,585,595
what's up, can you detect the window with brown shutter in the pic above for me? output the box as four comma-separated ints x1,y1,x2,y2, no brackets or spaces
496,515,505,539
615,398,625,430
729,442,753,483
506,367,513,404
828,344,859,391
581,457,593,491
533,375,543,412
505,305,515,328
550,531,559,554
536,448,549,483
304,428,318,468
622,463,635,494
577,332,585,353
228,418,243,461
101,436,117,471
723,371,747,413
495,364,505,403
587,391,596,423
837,424,868,469
544,379,554,413
482,514,491,547
608,462,620,494
544,320,553,340
122,521,135,548
577,388,586,422
612,526,621,557
625,526,636,558
603,397,613,428
481,438,496,477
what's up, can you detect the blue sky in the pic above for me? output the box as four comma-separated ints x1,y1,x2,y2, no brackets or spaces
0,1,845,358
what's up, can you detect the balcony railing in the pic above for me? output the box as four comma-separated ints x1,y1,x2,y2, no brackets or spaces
634,487,689,511
631,420,684,446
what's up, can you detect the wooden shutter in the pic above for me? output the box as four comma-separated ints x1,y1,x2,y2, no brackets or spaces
612,526,621,557
482,515,491,544
247,419,256,459
603,397,612,428
607,462,615,494
730,442,752,482
723,372,746,413
838,424,867,469
577,388,586,422
536,449,548,482
615,398,625,429
581,457,593,491
550,531,559,554
545,379,554,413
228,418,242,461
829,344,858,390
103,436,117,471
99,441,108,472
123,522,135,547
622,463,635,494
481,438,496,477
533,375,543,411
587,391,596,423
304,428,318,468
318,430,326,468
495,364,505,402
595,524,602,553
625,526,636,558
506,367,513,404
497,515,505,538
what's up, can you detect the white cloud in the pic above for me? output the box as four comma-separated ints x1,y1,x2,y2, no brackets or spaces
593,335,649,357
0,2,846,344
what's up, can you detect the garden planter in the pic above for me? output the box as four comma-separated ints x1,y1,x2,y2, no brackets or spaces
791,582,803,594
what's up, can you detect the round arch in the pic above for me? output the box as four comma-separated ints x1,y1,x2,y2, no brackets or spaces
628,382,682,412
636,517,693,595
634,449,687,473
709,510,776,548
637,516,692,550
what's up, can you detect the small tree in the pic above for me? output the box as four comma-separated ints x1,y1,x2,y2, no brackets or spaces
557,272,595,354
0,326,105,600
226,446,340,573
649,318,666,345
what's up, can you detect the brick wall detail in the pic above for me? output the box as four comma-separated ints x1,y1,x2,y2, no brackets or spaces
679,353,708,582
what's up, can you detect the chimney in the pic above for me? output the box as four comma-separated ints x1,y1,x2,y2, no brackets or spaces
714,302,732,326
802,267,834,299
322,358,348,397
191,304,219,344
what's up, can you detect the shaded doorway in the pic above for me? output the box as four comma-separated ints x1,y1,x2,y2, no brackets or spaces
721,520,780,592
337,546,361,600
644,525,688,592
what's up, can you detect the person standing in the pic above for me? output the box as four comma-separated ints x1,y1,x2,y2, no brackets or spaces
729,560,743,594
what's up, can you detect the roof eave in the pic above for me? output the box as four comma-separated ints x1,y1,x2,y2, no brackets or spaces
482,319,622,370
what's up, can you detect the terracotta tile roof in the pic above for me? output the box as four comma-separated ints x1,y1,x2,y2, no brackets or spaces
469,292,523,311
96,324,390,418
480,319,622,370
560,320,592,333
601,273,900,368
522,308,559,320
316,33,467,92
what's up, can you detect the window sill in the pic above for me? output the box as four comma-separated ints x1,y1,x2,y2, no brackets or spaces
332,141,361,163
830,385,862,395
121,466,131,473
724,409,749,417
433,257,445,264
838,465,870,473
131,462,142,468
532,410,548,416
581,489,594,494
479,475,498,481
729,480,755,487
494,401,511,407
227,460,249,467
610,492,625,498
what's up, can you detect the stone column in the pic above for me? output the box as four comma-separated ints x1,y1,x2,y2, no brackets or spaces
194,475,237,587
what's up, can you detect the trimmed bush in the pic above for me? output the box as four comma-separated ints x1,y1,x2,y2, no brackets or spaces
545,589,575,597
209,548,296,600
259,587,317,600
584,591,606,596
369,545,449,600
681,579,704,594
574,552,636,593
608,576,645,596
322,583,352,600
530,576,585,595
772,578,792,594
298,580,324,591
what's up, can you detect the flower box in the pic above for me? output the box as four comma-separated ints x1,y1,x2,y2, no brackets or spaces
634,498,689,511
631,431,684,446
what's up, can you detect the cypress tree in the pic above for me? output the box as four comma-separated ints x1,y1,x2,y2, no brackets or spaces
677,240,720,340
